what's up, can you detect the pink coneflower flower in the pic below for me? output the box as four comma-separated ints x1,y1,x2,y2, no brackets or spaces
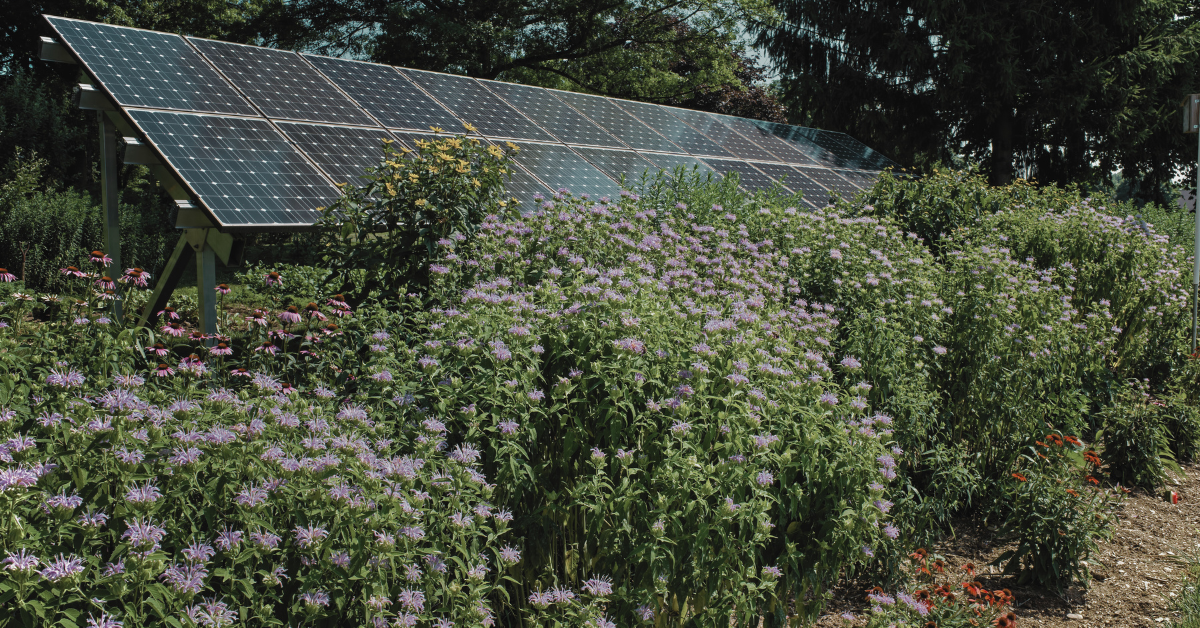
90,250,112,267
255,341,279,355
61,266,87,278
0,268,15,282
147,342,169,357
161,322,186,337
230,367,252,378
278,306,302,324
94,276,116,290
263,271,283,287
189,331,208,343
303,302,326,321
153,363,174,378
97,290,117,301
209,342,233,356
158,306,180,321
215,283,230,295
247,309,269,326
120,268,150,287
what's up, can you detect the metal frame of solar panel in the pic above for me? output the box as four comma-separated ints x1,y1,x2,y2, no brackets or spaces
39,13,897,334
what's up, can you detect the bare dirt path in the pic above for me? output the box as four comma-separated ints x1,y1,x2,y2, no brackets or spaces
814,465,1200,627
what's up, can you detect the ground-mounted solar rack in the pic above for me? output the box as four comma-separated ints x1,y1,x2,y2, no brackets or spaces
38,15,897,335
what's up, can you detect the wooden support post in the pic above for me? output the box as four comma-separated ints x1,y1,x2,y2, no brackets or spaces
195,242,218,338
98,112,123,320
140,234,190,328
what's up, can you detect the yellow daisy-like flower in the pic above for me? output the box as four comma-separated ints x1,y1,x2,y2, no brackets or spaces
487,146,504,158
472,178,481,187
498,200,507,207
382,138,393,144
505,141,519,151
414,139,430,148
385,183,397,196
414,199,427,206
437,152,453,162
429,126,445,133
446,138,462,149
335,181,347,187
463,123,477,133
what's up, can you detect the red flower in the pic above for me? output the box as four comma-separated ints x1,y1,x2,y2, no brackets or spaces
1011,472,1027,482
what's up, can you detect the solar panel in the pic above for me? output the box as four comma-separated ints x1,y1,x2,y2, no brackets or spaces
640,153,716,178
188,38,375,126
502,164,551,205
572,147,660,185
835,168,881,190
304,55,462,132
483,82,625,149
700,159,781,193
750,162,803,192
509,143,621,197
46,17,256,116
753,121,832,165
712,114,818,165
813,131,895,170
669,109,777,162
798,166,859,198
756,164,831,208
401,69,556,142
611,100,730,157
551,91,681,154
128,110,339,227
276,122,394,186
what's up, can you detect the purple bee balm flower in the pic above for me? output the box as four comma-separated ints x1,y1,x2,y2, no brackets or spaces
78,510,109,528
45,489,83,511
371,370,393,382
862,545,875,557
216,527,243,551
932,345,948,355
670,421,691,435
161,562,208,594
839,356,862,369
3,549,39,572
819,392,839,405
86,613,123,628
293,525,329,549
331,551,351,568
398,589,426,612
300,590,330,608
528,389,545,402
101,560,125,577
123,517,167,554
46,366,85,388
125,481,161,505
761,566,783,579
39,554,85,581
449,443,481,464
756,470,775,486
499,546,521,564
884,523,900,539
636,605,655,621
249,530,282,550
582,576,613,596
498,420,519,435
183,542,215,564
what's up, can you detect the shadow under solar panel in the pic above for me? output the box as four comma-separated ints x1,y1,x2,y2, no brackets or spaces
189,38,376,126
47,17,257,117
304,55,462,132
128,110,339,228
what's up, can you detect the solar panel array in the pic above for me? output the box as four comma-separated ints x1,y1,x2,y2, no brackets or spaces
46,15,898,230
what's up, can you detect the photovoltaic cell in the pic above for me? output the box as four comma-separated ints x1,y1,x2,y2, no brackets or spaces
276,122,393,186
611,100,730,157
189,38,375,126
798,166,859,198
712,114,818,165
572,147,660,185
128,110,338,227
640,153,716,178
304,55,462,132
750,162,804,192
767,165,833,208
701,159,780,193
754,122,831,165
483,82,624,149
502,164,551,206
834,168,881,190
670,109,777,162
551,91,681,154
401,70,555,141
46,17,256,116
510,143,620,197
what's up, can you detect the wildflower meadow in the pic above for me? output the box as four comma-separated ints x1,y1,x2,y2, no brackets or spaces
0,134,1197,627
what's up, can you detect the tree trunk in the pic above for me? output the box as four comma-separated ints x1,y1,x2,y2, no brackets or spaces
989,111,1014,186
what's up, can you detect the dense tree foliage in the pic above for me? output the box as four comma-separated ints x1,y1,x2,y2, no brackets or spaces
755,0,1200,196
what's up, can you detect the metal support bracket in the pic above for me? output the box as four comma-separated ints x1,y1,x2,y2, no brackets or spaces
38,37,75,64
98,113,123,320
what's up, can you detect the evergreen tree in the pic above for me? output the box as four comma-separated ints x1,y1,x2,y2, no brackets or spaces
756,0,1200,194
